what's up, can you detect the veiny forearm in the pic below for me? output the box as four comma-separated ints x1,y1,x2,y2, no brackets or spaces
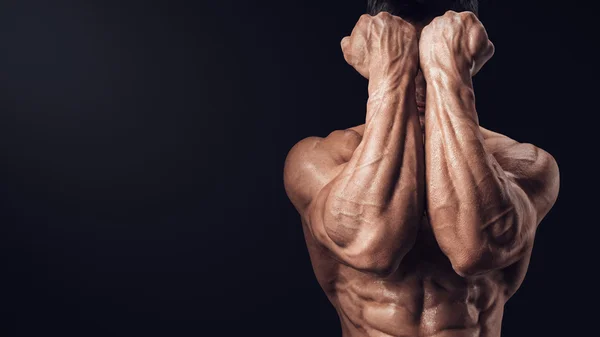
424,69,535,276
310,71,424,275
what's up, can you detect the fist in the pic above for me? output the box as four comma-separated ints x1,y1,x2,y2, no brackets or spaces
419,11,494,78
341,12,419,79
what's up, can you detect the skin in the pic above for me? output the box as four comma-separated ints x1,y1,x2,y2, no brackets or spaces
284,10,560,337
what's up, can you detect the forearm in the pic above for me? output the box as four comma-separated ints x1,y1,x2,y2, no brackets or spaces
310,70,424,275
424,69,534,276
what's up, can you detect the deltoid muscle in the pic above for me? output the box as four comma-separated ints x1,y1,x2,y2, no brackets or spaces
284,10,559,337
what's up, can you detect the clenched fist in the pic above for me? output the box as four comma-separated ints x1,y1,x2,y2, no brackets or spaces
419,11,495,78
341,12,419,80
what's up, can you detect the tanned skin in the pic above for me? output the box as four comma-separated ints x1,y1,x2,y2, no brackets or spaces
284,10,560,337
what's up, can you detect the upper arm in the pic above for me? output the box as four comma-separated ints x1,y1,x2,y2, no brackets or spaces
481,127,560,224
283,129,363,214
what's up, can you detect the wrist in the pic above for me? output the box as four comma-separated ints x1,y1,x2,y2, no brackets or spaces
424,65,477,120
372,45,419,75
368,69,416,95
368,57,419,92
421,60,471,85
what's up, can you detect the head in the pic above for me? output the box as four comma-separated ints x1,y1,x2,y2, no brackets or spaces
366,0,479,116
367,0,478,24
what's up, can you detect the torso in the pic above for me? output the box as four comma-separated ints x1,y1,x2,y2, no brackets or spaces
297,124,533,337
302,212,525,337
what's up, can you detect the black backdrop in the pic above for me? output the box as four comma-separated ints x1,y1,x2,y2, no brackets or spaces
0,1,595,336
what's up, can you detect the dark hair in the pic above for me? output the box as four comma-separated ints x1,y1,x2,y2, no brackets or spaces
367,0,478,22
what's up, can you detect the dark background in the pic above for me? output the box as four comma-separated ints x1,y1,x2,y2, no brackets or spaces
0,1,594,336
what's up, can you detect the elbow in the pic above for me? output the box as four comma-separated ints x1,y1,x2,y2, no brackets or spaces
323,216,418,277
342,244,412,277
448,238,533,278
318,193,421,277
448,212,533,277
447,235,510,277
450,244,529,278
450,249,496,277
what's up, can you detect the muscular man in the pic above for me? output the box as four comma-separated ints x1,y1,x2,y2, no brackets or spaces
284,0,560,336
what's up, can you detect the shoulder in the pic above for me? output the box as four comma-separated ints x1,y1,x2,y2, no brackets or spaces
284,127,362,172
283,127,363,211
479,126,560,219
480,126,558,173
480,126,519,153
284,136,322,172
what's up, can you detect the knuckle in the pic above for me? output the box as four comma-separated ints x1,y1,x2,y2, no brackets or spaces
340,38,349,51
461,11,477,21
358,14,371,23
393,15,407,24
434,14,449,24
487,41,496,55
343,51,355,65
